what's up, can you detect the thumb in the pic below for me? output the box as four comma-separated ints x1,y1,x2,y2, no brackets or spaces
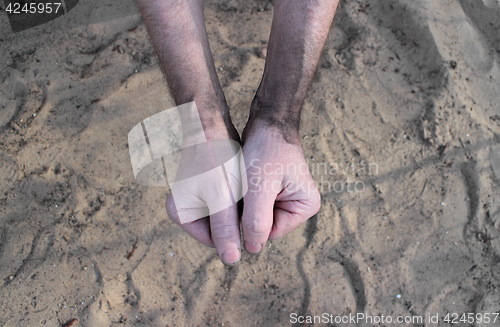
241,172,280,254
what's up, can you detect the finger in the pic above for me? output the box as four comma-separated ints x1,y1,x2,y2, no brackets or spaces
209,203,242,265
268,205,314,240
165,195,214,248
269,182,321,239
241,180,279,254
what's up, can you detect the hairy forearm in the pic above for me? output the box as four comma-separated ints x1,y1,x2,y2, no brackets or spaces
135,0,230,127
251,0,339,130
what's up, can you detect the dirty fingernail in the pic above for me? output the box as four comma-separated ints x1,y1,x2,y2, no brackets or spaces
244,241,263,254
221,249,241,266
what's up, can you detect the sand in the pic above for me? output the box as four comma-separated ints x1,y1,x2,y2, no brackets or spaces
1,0,499,326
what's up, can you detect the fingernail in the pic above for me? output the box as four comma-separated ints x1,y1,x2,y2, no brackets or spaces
244,241,263,254
221,248,241,266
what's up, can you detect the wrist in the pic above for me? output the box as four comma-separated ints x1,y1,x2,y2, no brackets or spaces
243,115,301,146
246,95,302,144
178,100,239,145
202,118,239,141
199,103,239,141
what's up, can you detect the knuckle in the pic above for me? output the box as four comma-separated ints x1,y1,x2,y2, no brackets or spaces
245,218,270,237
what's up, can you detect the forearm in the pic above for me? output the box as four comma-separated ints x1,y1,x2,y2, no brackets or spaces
136,0,231,129
251,0,339,131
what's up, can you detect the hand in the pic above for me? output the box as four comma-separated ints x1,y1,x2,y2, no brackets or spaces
165,122,244,266
241,119,321,254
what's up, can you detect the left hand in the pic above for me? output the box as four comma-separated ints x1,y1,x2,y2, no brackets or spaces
240,119,321,254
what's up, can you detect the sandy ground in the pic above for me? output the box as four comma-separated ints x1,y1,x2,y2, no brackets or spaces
1,0,500,326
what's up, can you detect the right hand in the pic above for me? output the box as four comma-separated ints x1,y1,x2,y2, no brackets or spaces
165,123,244,266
